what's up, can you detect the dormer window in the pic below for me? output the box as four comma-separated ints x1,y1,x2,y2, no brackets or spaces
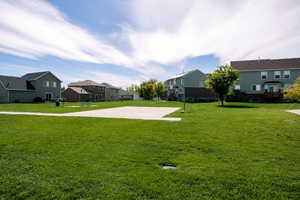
283,71,290,79
274,71,281,79
261,72,267,80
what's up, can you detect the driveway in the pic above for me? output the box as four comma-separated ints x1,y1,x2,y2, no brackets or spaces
0,106,181,121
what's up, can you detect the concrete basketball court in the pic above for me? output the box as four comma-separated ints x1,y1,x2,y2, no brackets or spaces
287,109,300,116
0,106,181,121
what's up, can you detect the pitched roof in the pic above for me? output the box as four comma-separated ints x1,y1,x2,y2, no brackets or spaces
68,80,106,87
167,69,203,80
21,71,49,80
69,87,88,94
21,71,61,82
231,58,300,71
0,75,27,90
101,82,120,89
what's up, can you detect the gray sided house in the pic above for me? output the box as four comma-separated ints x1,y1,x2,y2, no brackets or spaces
62,80,120,102
119,89,134,100
0,71,61,103
165,69,216,102
101,83,120,101
231,58,300,100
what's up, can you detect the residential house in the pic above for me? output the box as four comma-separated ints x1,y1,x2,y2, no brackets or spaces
231,58,300,100
62,80,120,102
165,69,216,102
119,89,134,100
101,83,120,101
0,71,61,103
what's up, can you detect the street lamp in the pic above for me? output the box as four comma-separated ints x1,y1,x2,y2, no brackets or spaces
182,77,186,113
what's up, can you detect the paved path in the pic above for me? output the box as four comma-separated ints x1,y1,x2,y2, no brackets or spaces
0,106,181,121
287,109,300,115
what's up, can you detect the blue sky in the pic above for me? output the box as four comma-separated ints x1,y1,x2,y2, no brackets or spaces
0,0,299,87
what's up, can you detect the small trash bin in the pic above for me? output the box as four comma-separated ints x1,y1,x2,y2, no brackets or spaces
55,100,60,107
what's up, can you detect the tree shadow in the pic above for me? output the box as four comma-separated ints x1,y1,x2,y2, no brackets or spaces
217,105,256,109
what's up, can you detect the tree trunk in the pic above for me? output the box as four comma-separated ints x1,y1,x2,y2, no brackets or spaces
219,95,224,106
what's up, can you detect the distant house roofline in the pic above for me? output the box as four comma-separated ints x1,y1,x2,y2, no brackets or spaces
0,71,61,90
166,69,204,80
21,71,62,82
68,80,106,87
69,87,89,94
231,57,300,71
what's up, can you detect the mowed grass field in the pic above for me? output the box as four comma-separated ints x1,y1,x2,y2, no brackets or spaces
0,101,300,200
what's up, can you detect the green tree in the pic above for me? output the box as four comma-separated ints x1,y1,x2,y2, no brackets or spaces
206,65,239,106
127,84,139,93
139,79,156,100
284,77,300,101
154,81,165,101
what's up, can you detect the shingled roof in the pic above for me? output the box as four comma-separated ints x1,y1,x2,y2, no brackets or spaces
68,80,106,87
231,58,300,71
0,75,27,90
101,82,120,89
167,69,203,80
69,87,89,94
21,71,49,80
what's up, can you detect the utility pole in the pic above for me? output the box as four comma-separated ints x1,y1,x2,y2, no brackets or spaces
182,77,186,113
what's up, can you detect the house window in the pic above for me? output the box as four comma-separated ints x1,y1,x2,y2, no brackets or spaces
274,71,281,79
234,85,240,90
180,79,183,85
283,71,290,79
261,72,267,80
45,81,50,87
53,82,57,88
264,85,268,92
252,84,261,91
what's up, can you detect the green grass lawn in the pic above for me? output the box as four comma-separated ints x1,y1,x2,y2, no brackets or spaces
0,101,300,200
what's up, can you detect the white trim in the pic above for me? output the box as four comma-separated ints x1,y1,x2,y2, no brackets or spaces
252,84,261,91
274,71,281,79
283,70,291,79
261,71,268,80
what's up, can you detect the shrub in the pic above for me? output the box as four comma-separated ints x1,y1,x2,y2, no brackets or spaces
284,77,300,102
226,90,249,102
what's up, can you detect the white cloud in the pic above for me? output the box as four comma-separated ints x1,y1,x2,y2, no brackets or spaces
0,0,133,67
126,0,300,64
63,71,146,88
1,0,299,79
0,0,170,76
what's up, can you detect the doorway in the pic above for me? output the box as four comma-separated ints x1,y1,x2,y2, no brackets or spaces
45,93,52,101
